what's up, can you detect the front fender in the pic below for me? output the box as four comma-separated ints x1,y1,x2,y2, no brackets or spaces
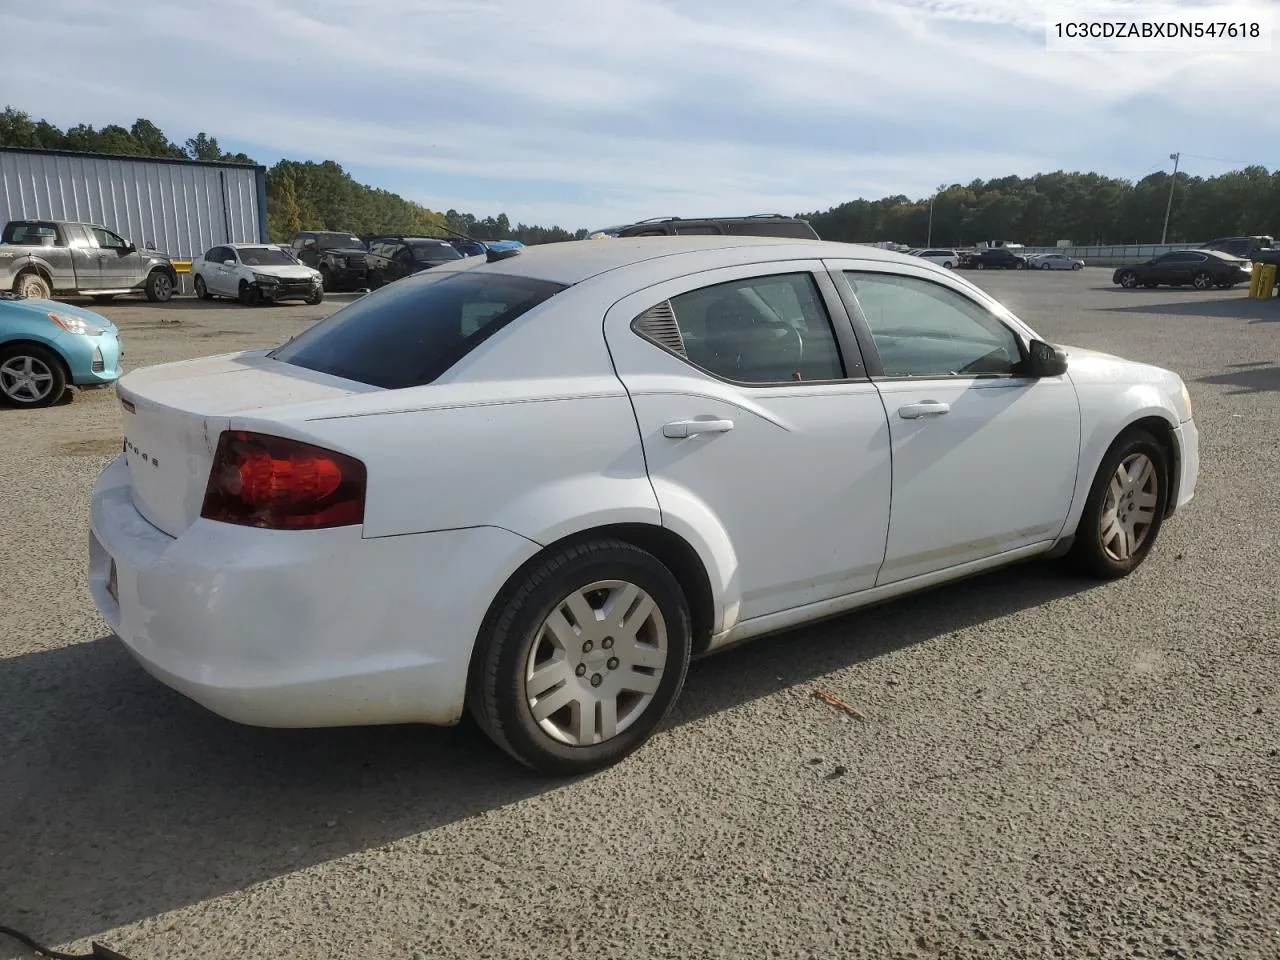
1062,380,1182,536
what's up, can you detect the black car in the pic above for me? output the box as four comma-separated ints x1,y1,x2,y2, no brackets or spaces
609,214,820,240
291,231,369,291
1112,249,1253,290
364,237,465,288
963,247,1027,270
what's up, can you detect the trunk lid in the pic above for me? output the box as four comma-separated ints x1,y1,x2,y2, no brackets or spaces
116,351,377,537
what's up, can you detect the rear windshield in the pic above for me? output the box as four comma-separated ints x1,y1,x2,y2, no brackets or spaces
3,222,58,245
270,271,566,388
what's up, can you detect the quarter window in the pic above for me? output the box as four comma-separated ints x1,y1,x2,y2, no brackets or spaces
845,272,1022,378
643,273,846,384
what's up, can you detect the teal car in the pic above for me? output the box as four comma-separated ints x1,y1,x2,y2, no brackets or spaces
0,295,122,407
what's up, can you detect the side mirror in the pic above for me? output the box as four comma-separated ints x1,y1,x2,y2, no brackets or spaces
1026,339,1068,377
124,242,136,253
223,259,237,267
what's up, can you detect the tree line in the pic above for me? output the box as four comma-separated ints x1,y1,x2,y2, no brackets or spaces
802,167,1279,247
0,108,587,244
3,108,1274,247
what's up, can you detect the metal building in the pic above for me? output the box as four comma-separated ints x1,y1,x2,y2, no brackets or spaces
0,146,268,260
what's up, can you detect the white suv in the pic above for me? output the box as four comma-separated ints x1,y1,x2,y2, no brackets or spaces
916,248,959,269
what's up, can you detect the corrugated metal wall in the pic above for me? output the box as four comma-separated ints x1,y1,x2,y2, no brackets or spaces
0,148,266,260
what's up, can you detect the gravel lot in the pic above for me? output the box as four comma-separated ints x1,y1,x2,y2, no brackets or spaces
2,271,1278,960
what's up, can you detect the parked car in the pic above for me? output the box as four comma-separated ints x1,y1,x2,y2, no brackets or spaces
447,238,488,258
962,247,1027,270
89,236,1198,775
0,219,177,302
291,231,369,291
364,237,465,288
612,215,820,240
1199,236,1273,260
915,248,959,269
1112,250,1253,290
1028,253,1085,271
192,243,324,305
0,293,122,407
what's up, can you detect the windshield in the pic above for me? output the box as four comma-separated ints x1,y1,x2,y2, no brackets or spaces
270,271,566,388
238,247,298,266
412,242,464,262
316,235,365,250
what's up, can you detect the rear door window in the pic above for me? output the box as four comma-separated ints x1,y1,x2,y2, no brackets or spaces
271,271,566,388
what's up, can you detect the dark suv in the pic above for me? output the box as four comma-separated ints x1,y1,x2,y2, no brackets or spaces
962,247,1027,270
363,236,465,288
607,215,820,240
291,231,369,291
1199,236,1273,260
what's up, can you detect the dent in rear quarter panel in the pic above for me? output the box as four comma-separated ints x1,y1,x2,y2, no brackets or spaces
309,382,662,542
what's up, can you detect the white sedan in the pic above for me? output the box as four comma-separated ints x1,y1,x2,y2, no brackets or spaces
1029,253,1086,271
192,243,324,305
89,237,1199,775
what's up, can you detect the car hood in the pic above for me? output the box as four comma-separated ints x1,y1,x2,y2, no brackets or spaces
0,296,117,331
247,264,319,279
318,247,368,257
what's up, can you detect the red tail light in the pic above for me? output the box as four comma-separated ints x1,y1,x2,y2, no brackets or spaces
200,430,366,530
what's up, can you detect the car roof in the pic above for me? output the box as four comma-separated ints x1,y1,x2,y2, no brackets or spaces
443,236,930,286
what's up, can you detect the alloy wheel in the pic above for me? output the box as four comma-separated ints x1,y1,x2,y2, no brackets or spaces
0,354,55,403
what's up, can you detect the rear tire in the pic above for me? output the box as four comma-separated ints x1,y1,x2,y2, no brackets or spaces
144,269,174,303
467,538,692,776
1068,430,1169,579
0,343,68,408
1192,272,1214,291
976,263,986,271
14,271,51,300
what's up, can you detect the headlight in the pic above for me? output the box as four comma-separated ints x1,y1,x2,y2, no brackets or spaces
252,273,280,285
47,311,104,336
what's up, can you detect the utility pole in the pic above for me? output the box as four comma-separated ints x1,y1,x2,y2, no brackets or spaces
1160,152,1180,244
927,183,945,247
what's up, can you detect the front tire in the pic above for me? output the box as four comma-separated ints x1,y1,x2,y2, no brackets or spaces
305,287,324,305
238,280,260,306
0,343,67,408
1014,261,1025,270
319,265,333,292
1118,271,1139,289
1069,430,1169,579
1072,262,1083,271
468,539,692,775
145,269,174,302
194,275,212,300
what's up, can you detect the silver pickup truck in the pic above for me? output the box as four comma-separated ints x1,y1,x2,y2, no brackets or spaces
1,219,178,302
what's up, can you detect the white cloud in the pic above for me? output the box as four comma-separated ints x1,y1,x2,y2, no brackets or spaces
5,0,1275,227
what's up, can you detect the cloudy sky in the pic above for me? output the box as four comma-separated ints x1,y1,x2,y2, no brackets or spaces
7,0,1277,230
